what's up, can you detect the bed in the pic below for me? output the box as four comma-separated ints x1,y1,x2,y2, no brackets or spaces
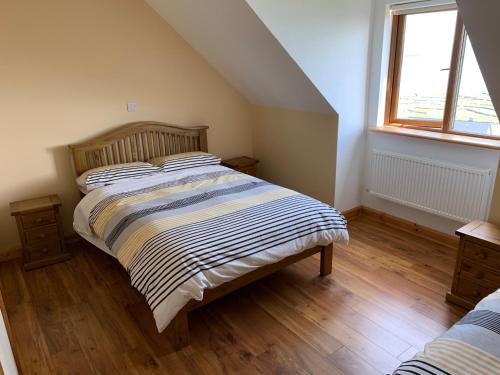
393,288,500,375
70,121,348,349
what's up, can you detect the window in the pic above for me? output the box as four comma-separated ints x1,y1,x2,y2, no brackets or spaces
452,36,500,137
385,7,499,139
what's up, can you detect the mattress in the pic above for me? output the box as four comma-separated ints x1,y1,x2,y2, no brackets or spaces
74,165,348,331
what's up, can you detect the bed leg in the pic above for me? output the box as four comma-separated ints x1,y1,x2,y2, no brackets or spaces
320,244,333,276
171,311,190,350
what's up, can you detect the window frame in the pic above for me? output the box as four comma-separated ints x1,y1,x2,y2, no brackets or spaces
384,8,499,140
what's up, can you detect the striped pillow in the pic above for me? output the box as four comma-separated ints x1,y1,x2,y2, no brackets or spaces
77,162,160,193
149,152,221,173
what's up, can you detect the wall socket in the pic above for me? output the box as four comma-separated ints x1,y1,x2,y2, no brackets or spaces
127,102,137,112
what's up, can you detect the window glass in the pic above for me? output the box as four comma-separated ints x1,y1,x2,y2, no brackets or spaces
396,10,457,122
452,35,500,136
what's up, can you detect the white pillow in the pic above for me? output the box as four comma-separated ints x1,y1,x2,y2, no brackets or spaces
77,162,160,193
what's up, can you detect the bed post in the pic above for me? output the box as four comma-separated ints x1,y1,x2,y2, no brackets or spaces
320,243,333,276
171,311,190,350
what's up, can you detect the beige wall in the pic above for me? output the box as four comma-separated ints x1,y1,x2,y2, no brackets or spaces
489,162,500,225
0,0,254,254
252,105,338,206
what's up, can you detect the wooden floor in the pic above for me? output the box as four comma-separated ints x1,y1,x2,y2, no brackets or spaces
0,215,467,375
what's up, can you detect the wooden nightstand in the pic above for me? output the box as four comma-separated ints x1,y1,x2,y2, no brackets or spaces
10,195,70,270
446,220,500,309
222,156,259,176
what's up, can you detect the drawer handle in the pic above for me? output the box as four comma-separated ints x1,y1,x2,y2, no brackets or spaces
477,251,487,260
472,290,481,298
38,233,46,239
475,271,485,280
41,248,48,254
35,217,44,224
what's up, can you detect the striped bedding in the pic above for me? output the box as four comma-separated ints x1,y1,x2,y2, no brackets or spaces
76,162,160,193
150,151,222,172
74,165,348,331
393,288,500,375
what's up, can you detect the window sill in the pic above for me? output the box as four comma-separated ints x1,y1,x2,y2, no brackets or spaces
369,126,500,151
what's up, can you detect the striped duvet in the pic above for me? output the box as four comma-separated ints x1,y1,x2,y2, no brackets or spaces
74,165,348,331
393,289,500,375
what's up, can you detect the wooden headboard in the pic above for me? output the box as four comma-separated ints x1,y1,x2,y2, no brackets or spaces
69,121,208,176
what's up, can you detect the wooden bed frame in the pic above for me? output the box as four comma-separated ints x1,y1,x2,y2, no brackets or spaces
69,121,334,350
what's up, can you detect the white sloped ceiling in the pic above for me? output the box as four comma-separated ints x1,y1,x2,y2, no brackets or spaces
244,0,372,211
145,0,334,114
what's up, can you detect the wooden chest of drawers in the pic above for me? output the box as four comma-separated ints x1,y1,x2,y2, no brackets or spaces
446,220,500,309
10,195,71,271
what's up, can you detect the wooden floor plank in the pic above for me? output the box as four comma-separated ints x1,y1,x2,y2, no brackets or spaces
212,293,346,374
7,302,56,374
351,299,436,349
249,284,344,356
330,253,458,336
260,271,411,359
0,214,467,374
328,346,383,375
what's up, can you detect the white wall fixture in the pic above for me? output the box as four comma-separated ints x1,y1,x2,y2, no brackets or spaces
368,150,492,222
127,102,137,112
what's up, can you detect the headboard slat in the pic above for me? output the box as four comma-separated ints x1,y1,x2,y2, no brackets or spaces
69,121,209,176
159,132,166,156
153,132,158,157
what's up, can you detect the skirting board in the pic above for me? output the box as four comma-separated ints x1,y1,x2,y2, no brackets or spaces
342,206,459,249
341,206,363,220
0,248,22,263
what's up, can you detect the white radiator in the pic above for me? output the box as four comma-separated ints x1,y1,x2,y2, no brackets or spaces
368,150,492,222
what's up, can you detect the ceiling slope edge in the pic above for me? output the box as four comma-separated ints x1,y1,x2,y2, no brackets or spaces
145,0,335,114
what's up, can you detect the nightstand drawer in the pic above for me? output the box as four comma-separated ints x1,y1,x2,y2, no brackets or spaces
463,241,500,269
26,240,62,262
238,166,257,176
460,260,500,288
456,277,495,304
24,225,59,245
10,194,70,270
222,156,259,176
448,221,500,309
21,210,56,229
